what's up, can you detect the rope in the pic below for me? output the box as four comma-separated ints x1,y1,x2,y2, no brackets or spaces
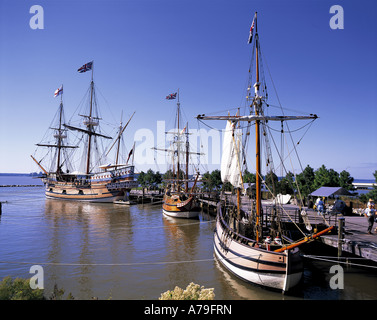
302,254,377,270
0,252,261,268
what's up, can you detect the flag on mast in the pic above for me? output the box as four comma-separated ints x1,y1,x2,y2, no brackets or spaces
54,85,63,97
77,61,93,73
126,142,135,164
166,92,177,100
248,13,257,44
180,125,186,135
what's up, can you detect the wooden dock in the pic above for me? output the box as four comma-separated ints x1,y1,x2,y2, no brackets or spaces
129,189,163,204
318,215,377,263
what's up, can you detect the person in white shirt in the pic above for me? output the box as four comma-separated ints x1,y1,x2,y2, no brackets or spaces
316,197,324,215
365,201,376,234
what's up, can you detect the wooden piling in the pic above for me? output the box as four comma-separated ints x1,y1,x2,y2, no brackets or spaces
337,216,345,259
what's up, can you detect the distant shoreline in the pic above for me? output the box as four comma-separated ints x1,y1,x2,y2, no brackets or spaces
0,173,40,177
0,172,375,183
0,185,43,187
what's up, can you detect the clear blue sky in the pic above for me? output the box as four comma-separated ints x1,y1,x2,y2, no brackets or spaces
0,0,376,179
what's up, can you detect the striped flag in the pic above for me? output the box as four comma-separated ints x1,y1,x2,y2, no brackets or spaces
54,85,63,97
166,92,177,100
248,13,257,44
78,61,93,73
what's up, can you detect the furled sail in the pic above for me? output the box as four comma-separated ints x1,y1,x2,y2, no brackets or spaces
221,120,243,188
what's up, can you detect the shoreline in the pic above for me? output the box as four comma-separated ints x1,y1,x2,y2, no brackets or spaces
0,185,43,187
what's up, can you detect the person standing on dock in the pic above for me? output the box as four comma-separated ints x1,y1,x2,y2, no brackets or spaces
364,200,376,234
315,197,324,215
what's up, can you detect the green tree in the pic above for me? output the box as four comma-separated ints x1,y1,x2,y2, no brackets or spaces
278,171,295,195
265,171,279,195
222,181,233,192
243,169,256,183
361,170,377,203
137,171,147,189
338,170,354,191
201,170,223,191
201,171,211,191
296,165,315,198
210,170,222,190
143,169,162,189
313,165,339,190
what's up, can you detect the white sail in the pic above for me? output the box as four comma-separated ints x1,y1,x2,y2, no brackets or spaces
221,120,243,188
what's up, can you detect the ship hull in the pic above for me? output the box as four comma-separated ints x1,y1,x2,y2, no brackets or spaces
162,193,200,218
44,166,138,203
214,214,303,292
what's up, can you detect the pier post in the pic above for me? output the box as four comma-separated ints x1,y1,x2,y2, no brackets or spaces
337,216,345,259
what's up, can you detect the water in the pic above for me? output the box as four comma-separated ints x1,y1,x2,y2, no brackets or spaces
1,175,377,300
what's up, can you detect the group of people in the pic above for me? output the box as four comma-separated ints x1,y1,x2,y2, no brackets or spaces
314,196,346,216
314,196,376,235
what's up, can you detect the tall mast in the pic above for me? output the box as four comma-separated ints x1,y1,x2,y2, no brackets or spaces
56,92,63,174
86,66,94,175
115,112,123,166
176,89,180,191
185,122,189,192
254,12,262,243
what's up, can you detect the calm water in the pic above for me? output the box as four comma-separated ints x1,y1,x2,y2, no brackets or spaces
1,175,377,300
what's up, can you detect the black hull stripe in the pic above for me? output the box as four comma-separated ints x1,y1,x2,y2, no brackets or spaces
213,241,286,275
214,229,288,269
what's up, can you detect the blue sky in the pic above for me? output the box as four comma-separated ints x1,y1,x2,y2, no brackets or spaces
0,0,376,179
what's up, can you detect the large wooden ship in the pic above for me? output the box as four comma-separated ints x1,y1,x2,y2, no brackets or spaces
197,13,333,291
31,61,138,202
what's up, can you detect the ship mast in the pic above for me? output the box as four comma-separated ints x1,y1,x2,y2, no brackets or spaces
176,89,180,192
34,85,79,175
86,69,94,175
56,94,64,174
254,13,262,243
185,122,189,192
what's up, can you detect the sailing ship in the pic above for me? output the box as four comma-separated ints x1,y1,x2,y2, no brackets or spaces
31,61,138,202
197,13,333,291
154,90,201,218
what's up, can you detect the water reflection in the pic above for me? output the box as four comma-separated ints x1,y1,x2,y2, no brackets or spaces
1,186,377,299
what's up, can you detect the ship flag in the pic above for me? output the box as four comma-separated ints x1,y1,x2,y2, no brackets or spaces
248,12,257,44
126,142,135,164
180,125,186,134
78,61,93,73
166,92,177,100
54,85,63,97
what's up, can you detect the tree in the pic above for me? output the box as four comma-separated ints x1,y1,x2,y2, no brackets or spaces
137,171,147,188
313,165,339,190
210,170,222,190
278,171,295,195
144,169,162,189
338,170,355,191
243,170,256,183
296,165,315,199
361,170,377,203
201,170,223,191
265,171,279,195
201,171,212,191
